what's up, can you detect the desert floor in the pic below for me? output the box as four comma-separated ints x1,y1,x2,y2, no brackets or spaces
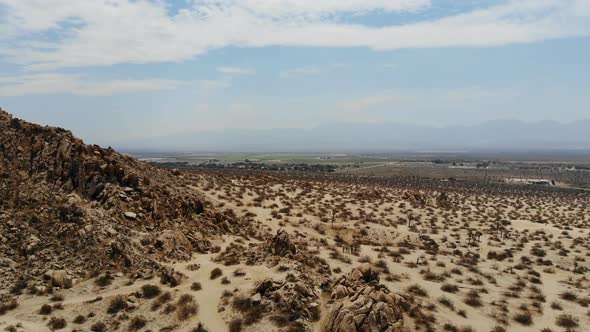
2,170,589,332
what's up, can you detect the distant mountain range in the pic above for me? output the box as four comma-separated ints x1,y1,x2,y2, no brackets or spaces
116,119,590,153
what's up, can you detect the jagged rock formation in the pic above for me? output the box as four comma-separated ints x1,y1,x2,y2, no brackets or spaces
0,109,257,292
265,229,297,257
323,265,407,332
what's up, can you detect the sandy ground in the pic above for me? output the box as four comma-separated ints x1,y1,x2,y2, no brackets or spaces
2,171,589,331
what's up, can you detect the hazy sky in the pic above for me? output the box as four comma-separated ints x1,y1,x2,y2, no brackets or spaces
0,0,589,146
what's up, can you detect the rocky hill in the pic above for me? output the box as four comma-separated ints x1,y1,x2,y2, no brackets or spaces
0,108,255,293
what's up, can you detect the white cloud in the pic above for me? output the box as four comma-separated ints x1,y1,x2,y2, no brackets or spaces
216,66,255,75
0,0,588,70
199,0,431,18
0,73,183,96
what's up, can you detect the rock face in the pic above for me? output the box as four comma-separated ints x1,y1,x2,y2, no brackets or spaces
323,265,406,332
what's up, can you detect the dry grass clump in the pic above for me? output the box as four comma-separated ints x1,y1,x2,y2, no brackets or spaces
177,294,198,321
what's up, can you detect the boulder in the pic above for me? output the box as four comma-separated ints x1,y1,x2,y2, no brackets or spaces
45,270,73,289
331,285,349,299
251,293,262,304
155,230,192,256
160,267,185,287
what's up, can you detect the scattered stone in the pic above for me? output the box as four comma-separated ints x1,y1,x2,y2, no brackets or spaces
124,212,137,220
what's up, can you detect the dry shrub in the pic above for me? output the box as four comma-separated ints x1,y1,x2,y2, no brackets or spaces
441,283,459,293
0,298,18,315
107,296,128,314
464,290,482,307
229,318,242,332
73,315,87,324
177,294,198,321
39,304,53,315
513,312,533,326
94,273,113,287
210,268,223,280
128,316,147,331
47,317,67,330
151,291,172,311
406,284,428,297
141,284,162,299
555,314,579,329
90,322,106,332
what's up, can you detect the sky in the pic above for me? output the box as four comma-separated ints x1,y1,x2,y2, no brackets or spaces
0,0,589,147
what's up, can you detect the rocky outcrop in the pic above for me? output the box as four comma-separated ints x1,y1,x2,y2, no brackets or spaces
323,265,406,332
233,277,320,331
0,109,258,291
265,229,297,257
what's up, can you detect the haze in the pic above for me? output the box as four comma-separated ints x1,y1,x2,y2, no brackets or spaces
1,0,589,151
